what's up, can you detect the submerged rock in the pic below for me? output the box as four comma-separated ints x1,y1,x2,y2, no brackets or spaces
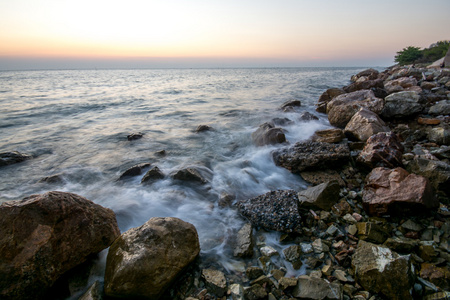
0,191,120,300
280,99,301,111
104,217,200,299
127,132,144,141
119,162,151,180
0,151,32,167
251,122,286,146
141,166,165,184
171,166,213,184
195,124,213,133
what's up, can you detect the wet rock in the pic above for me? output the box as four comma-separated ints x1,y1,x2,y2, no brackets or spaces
141,166,165,184
299,169,345,186
429,100,450,115
283,245,303,269
218,193,235,208
420,263,450,290
316,88,346,113
171,166,213,184
428,127,450,145
298,111,319,121
246,267,264,280
357,132,404,169
384,77,418,94
292,275,342,300
0,151,32,167
278,277,297,290
38,174,64,184
78,281,102,300
280,99,301,111
362,167,438,216
297,180,340,211
202,269,227,297
356,222,390,244
381,91,423,118
251,122,286,146
406,157,450,196
344,107,390,142
352,241,414,300
312,128,345,143
119,162,151,180
233,223,254,258
326,89,384,128
0,191,120,300
312,238,330,254
236,190,302,233
127,132,144,141
260,246,278,257
272,141,350,173
104,217,200,299
243,284,267,300
344,78,384,93
271,117,293,126
230,283,244,300
195,124,213,133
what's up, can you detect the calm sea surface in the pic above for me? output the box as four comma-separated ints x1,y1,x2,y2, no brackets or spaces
0,67,369,286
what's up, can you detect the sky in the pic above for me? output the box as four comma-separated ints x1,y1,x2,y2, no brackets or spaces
0,0,449,70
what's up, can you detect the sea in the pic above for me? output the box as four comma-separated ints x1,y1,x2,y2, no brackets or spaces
0,67,373,295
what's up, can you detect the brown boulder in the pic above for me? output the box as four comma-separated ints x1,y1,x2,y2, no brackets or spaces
384,77,418,94
351,68,380,81
312,128,344,143
0,191,120,300
362,167,438,216
357,132,404,169
344,78,384,93
104,217,200,299
316,88,346,113
251,122,286,146
344,107,390,142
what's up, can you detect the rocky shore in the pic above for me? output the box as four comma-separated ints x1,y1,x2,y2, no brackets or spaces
1,64,450,300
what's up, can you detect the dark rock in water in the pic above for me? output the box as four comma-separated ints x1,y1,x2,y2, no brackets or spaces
78,281,102,300
141,166,165,184
312,128,344,143
344,78,384,93
280,99,301,110
282,245,303,270
298,111,319,122
381,91,423,118
38,174,64,184
171,166,213,184
119,163,151,180
352,241,414,300
0,151,32,167
251,122,286,146
362,167,438,216
357,132,404,169
344,107,390,142
104,217,200,300
127,132,144,141
272,142,350,173
272,117,294,126
407,157,450,196
218,193,235,208
316,88,346,113
195,124,213,133
236,190,302,233
0,191,120,300
297,180,340,211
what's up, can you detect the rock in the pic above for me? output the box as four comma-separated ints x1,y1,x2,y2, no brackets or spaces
271,117,293,126
243,284,267,300
298,111,319,121
300,169,345,186
283,245,303,269
218,193,235,208
344,78,384,93
236,190,302,233
272,142,350,173
326,89,384,128
78,281,102,300
384,77,418,94
280,99,301,110
0,191,120,300
344,107,390,142
312,238,330,254
316,88,346,113
420,263,450,290
104,217,200,299
297,180,340,211
195,124,213,133
381,91,423,118
141,166,165,184
119,162,151,180
312,128,345,143
38,174,64,184
383,237,418,253
418,117,441,125
424,292,450,300
356,222,390,244
292,275,342,300
420,81,439,90
230,283,244,300
260,246,278,257
428,127,450,145
0,151,32,166
233,223,254,258
406,157,450,196
429,100,450,115
352,68,380,81
278,277,297,290
251,122,286,146
246,267,264,280
202,269,227,297
357,132,404,169
171,166,213,184
351,241,414,300
127,132,144,141
362,167,438,216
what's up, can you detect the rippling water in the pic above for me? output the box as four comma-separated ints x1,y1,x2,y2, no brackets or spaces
0,67,367,284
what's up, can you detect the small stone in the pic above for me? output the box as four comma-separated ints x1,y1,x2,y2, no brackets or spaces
243,284,267,300
246,267,264,281
202,269,227,297
278,277,297,290
312,238,329,253
347,224,358,236
292,275,343,300
322,264,333,276
343,214,357,224
326,224,340,237
401,219,423,232
300,243,314,254
356,222,390,244
283,245,303,270
229,284,244,300
418,117,441,125
270,269,286,281
334,269,348,282
260,246,278,257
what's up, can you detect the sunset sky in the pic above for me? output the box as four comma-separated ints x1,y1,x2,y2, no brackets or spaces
0,0,449,69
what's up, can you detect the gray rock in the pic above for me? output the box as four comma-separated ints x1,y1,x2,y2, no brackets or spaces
119,162,151,180
280,99,301,110
300,169,345,186
298,111,319,121
260,246,278,257
429,100,450,115
127,132,144,141
0,151,32,167
195,124,213,133
202,269,227,297
251,122,286,146
406,157,450,196
78,281,103,300
381,91,423,118
141,166,164,184
292,275,342,300
171,166,213,184
283,245,303,270
297,180,340,211
344,107,390,142
233,223,254,258
427,127,450,145
243,284,267,300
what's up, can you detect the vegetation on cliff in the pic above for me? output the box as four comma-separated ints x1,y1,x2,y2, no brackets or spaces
395,40,450,65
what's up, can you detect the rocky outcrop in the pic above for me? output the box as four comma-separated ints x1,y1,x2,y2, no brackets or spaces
236,190,302,233
0,151,32,167
352,241,415,300
384,76,418,94
316,88,346,113
141,166,165,184
344,107,390,142
272,141,350,173
381,91,423,118
362,167,438,216
0,191,120,300
357,132,404,169
297,180,340,211
104,217,200,299
251,122,286,146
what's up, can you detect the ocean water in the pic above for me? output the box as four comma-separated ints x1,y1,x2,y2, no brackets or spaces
0,67,367,286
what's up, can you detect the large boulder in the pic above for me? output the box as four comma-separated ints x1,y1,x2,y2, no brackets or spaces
272,142,350,173
0,151,32,167
406,157,450,196
384,77,418,94
352,241,415,300
381,91,423,118
362,167,438,216
344,107,390,142
351,68,380,82
357,132,404,169
236,190,302,233
251,122,286,146
429,100,450,115
316,88,346,113
326,90,384,128
0,191,120,300
344,78,384,93
104,217,200,299
297,180,340,211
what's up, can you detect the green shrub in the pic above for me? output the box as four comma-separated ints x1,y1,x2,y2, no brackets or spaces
394,46,422,65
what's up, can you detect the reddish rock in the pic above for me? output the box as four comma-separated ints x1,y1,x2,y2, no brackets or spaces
344,79,384,93
0,191,120,300
357,132,404,169
362,167,438,216
420,263,450,290
418,117,441,125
